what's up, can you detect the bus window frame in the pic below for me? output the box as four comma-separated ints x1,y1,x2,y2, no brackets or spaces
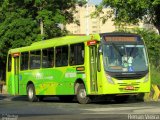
42,47,54,68
29,50,41,70
20,52,29,71
55,45,69,67
69,43,85,66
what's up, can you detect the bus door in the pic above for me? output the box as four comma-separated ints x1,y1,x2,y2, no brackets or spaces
89,46,98,92
13,53,20,94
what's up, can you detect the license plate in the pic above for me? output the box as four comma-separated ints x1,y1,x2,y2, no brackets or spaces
125,86,134,90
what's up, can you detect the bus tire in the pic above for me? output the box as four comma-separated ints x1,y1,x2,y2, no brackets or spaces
76,84,91,104
27,84,38,102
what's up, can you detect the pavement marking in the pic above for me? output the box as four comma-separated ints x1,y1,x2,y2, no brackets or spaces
83,106,156,114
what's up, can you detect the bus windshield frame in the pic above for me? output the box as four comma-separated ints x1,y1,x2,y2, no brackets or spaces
101,35,149,78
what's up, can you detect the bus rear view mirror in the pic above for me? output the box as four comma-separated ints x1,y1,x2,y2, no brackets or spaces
98,45,102,54
97,45,101,72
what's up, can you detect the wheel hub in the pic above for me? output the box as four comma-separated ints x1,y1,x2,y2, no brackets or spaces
79,89,86,98
28,88,33,99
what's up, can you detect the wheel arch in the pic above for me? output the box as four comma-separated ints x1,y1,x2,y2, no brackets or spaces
26,81,35,92
26,81,38,102
74,78,86,94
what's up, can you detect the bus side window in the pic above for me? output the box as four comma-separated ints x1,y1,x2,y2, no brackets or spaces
42,48,54,68
21,52,29,70
8,54,12,72
30,50,41,69
70,43,84,66
55,45,68,67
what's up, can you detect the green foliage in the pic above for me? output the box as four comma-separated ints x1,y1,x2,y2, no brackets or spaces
97,0,160,33
135,29,160,84
0,0,82,80
150,66,160,84
132,28,160,70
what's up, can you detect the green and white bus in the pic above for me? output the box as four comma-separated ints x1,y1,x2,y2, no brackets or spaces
6,32,150,104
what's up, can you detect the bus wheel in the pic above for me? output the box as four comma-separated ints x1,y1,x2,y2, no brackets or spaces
76,84,91,104
27,84,38,102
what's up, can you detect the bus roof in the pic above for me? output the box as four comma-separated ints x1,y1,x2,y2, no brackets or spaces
8,34,100,54
100,32,141,37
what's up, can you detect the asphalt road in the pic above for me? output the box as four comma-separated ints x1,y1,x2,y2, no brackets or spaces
0,94,160,120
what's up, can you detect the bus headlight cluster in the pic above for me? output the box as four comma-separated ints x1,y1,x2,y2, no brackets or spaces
143,73,149,83
106,74,115,84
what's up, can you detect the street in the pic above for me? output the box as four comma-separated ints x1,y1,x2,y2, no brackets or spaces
0,95,160,120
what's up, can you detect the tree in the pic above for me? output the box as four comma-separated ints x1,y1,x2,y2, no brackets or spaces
96,0,160,34
132,28,160,84
0,0,82,80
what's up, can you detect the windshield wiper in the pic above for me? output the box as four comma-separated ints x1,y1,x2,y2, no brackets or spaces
111,42,123,57
129,42,138,57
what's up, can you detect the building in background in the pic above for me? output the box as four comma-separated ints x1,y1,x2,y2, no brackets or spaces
66,4,116,34
66,4,158,35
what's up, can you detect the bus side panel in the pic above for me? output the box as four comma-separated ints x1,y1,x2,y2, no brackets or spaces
18,71,29,95
54,67,78,95
18,69,55,96
7,57,16,95
18,67,78,96
7,73,15,94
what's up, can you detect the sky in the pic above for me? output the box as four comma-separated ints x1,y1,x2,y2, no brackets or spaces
89,0,102,5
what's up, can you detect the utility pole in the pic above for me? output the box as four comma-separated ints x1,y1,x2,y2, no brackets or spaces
86,0,89,35
40,19,44,35
39,5,44,40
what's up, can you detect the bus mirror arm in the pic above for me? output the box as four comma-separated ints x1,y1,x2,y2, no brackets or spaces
98,45,102,54
97,45,102,72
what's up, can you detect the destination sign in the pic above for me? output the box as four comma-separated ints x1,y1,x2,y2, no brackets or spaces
104,36,137,42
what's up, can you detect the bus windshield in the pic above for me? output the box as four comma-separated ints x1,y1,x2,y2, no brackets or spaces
103,44,148,72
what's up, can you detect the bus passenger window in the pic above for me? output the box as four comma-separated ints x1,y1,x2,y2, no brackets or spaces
42,48,54,68
30,50,41,69
70,43,84,66
21,52,29,70
55,46,68,67
8,54,12,72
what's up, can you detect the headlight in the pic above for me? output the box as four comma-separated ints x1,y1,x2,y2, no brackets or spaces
106,74,115,84
143,73,149,83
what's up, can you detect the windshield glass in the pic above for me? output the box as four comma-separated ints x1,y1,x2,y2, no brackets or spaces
103,44,148,72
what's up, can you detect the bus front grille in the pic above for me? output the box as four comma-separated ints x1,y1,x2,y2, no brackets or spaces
118,82,140,91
